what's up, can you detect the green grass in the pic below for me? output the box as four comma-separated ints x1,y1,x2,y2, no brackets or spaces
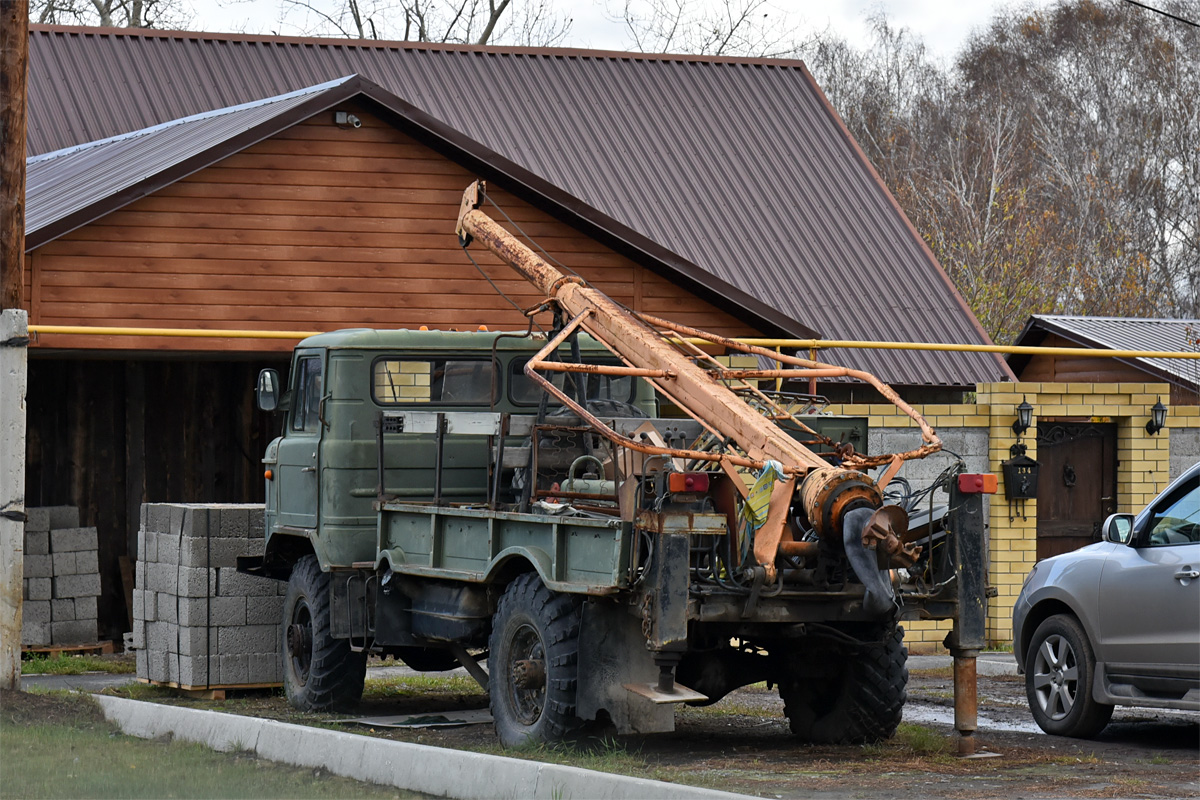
861,723,954,761
1,693,421,799
22,653,136,675
362,674,484,699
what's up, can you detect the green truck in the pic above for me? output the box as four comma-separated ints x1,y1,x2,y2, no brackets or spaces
243,326,986,748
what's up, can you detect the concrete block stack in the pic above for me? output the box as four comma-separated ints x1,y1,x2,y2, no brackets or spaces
22,506,102,647
132,503,285,688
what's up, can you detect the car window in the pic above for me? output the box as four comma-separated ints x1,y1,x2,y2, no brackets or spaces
373,358,496,406
1145,477,1200,547
291,356,323,433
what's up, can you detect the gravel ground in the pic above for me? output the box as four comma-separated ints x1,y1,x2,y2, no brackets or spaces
81,657,1199,799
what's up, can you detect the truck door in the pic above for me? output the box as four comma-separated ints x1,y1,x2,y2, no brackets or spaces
276,350,325,532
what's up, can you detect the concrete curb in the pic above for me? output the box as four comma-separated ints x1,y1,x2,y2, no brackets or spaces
93,695,750,800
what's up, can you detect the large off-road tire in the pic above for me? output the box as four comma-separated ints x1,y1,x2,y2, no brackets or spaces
1025,614,1113,738
282,555,367,711
488,573,583,747
779,624,908,744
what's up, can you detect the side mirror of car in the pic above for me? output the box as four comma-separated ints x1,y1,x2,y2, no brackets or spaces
256,368,281,412
1102,513,1135,544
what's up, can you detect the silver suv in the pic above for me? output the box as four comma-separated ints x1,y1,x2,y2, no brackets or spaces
1012,461,1200,738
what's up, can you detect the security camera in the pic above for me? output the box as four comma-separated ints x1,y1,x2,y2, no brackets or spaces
334,111,362,129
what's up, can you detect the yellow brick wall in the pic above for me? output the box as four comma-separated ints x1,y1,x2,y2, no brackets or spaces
826,381,1173,652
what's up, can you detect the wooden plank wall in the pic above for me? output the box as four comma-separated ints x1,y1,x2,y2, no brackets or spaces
26,359,284,639
28,100,756,352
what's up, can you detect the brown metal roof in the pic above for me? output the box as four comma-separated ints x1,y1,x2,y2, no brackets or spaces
1011,315,1200,393
26,25,1012,387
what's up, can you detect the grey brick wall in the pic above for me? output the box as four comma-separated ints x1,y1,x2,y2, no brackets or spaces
868,427,990,493
1169,427,1200,480
133,503,283,688
20,507,102,646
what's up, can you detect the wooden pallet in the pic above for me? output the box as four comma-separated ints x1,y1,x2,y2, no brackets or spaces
138,678,282,700
22,640,115,658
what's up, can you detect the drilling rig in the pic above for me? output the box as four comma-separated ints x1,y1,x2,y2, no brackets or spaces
244,180,993,750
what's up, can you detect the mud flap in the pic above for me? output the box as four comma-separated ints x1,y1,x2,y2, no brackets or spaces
842,507,895,617
576,600,676,735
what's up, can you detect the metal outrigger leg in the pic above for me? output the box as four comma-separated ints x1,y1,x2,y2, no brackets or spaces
945,472,999,757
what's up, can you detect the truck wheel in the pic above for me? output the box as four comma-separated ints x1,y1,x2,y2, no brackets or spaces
780,623,908,743
1025,614,1113,738
488,573,582,747
282,555,367,711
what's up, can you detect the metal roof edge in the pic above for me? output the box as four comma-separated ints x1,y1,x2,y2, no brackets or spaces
1032,313,1200,325
28,75,355,165
25,76,369,250
29,23,811,69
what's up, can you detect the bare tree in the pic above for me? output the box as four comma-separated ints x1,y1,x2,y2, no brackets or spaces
33,0,190,27
955,0,1200,323
274,0,571,45
801,1,1199,340
616,0,803,57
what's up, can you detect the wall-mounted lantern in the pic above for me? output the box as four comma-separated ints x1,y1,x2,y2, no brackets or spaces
1146,398,1168,435
1012,396,1034,436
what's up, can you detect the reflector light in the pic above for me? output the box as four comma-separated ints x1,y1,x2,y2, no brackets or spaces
264,469,274,481
957,473,998,494
668,472,710,493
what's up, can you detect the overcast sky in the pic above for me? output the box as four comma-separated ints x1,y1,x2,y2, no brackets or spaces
188,0,1063,62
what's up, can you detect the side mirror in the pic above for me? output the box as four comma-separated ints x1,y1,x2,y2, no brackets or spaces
256,369,281,412
1102,513,1134,545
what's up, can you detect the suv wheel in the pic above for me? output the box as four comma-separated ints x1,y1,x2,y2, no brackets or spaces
1025,614,1113,738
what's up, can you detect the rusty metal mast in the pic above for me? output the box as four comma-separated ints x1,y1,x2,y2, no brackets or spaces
455,181,939,578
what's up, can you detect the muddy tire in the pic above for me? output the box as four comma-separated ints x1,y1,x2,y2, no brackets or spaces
488,573,582,747
780,623,908,743
282,555,367,711
1025,614,1112,738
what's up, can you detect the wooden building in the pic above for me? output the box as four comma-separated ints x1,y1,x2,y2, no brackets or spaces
23,31,1012,638
1009,315,1200,407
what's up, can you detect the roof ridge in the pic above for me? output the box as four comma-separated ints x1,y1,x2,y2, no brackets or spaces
28,75,356,164
29,23,809,69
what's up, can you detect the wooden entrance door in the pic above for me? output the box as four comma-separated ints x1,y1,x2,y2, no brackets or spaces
1035,422,1117,560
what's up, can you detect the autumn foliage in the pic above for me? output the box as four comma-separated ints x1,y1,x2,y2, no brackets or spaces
806,1,1200,343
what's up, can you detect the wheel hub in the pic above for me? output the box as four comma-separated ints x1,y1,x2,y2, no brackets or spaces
1033,633,1077,720
288,622,311,655
507,623,547,725
512,658,545,691
287,605,314,685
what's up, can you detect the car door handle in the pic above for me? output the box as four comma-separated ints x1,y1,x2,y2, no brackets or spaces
300,466,316,473
1174,568,1199,581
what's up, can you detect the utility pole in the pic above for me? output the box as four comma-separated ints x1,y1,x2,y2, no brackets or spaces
1,0,27,310
0,0,29,691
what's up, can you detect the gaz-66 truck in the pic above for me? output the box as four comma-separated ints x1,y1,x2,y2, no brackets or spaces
241,182,992,748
